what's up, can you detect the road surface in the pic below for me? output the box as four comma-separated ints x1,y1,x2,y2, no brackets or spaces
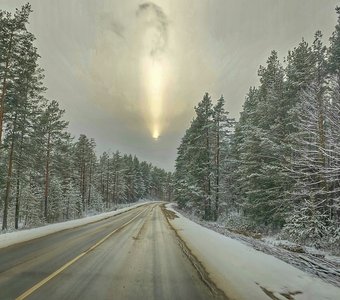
0,203,226,300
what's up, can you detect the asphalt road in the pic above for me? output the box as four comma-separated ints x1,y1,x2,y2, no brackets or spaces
0,203,225,300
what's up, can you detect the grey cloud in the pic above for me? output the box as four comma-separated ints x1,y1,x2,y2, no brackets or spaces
136,2,168,57
1,0,338,171
98,11,126,40
110,20,125,39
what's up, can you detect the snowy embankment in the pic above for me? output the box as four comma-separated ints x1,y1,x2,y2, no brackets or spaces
166,204,340,300
0,201,151,250
174,206,340,288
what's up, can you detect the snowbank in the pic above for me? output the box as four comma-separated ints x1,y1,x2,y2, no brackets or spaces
166,204,340,300
0,201,151,250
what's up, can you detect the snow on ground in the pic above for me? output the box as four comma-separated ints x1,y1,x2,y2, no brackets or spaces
175,206,340,289
0,201,151,250
166,204,340,300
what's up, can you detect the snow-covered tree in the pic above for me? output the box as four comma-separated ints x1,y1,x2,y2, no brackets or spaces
174,93,233,220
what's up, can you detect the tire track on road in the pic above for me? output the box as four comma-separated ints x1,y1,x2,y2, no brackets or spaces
15,205,152,300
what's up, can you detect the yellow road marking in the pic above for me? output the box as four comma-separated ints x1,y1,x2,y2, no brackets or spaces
16,205,151,300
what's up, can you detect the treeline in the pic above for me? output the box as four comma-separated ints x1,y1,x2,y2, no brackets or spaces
0,4,171,231
174,7,340,249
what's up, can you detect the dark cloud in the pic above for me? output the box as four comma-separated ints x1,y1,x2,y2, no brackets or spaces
136,2,168,57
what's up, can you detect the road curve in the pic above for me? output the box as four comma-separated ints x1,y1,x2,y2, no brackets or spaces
0,203,226,300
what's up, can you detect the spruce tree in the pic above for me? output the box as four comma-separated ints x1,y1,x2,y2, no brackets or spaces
34,100,69,222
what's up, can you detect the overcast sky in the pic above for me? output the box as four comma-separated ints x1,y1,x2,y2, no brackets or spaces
1,0,339,170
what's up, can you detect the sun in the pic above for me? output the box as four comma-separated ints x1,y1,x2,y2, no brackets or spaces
152,126,160,140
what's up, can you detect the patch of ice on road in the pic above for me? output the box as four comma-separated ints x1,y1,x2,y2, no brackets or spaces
166,204,340,300
0,201,152,249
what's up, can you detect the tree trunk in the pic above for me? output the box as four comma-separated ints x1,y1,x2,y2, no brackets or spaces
82,157,86,213
15,151,22,229
100,165,104,198
2,113,17,230
15,126,26,229
44,132,51,222
214,121,220,221
316,71,328,217
205,117,211,220
87,157,92,210
112,171,117,207
106,160,110,209
15,82,29,229
15,171,21,229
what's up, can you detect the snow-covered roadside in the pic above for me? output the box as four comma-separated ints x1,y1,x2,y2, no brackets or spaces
166,204,340,300
0,201,152,250
175,206,340,288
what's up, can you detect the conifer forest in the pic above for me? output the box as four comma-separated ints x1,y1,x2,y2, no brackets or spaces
0,4,172,231
174,7,340,252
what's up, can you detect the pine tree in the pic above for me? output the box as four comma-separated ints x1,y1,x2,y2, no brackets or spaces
212,96,234,220
1,5,44,230
234,52,288,226
328,7,340,78
192,93,214,219
285,39,315,134
285,32,329,240
174,93,232,220
327,6,340,229
0,4,32,154
174,127,196,208
74,134,96,212
33,100,69,222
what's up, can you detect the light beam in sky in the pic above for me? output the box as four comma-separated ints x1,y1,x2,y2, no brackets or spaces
137,2,169,140
144,56,164,140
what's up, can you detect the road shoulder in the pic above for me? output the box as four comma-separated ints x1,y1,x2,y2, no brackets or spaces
163,203,340,300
